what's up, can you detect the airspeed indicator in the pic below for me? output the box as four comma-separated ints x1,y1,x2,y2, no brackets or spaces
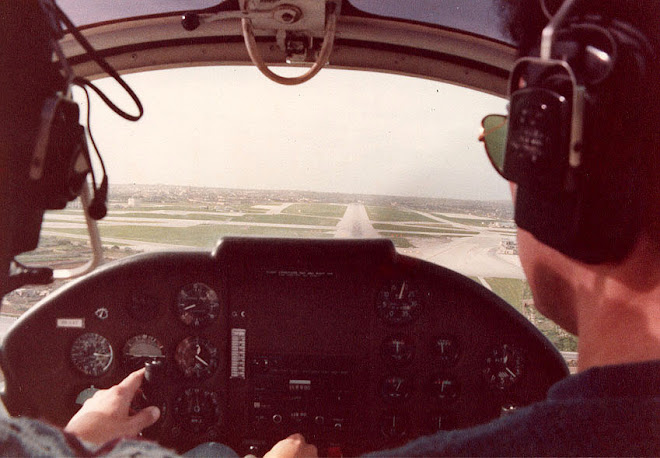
71,333,114,377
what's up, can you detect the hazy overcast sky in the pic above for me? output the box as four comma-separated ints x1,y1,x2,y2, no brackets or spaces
78,66,509,200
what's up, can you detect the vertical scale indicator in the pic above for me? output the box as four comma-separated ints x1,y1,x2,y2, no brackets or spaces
231,328,246,379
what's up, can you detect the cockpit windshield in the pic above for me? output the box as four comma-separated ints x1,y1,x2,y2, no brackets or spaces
8,65,577,357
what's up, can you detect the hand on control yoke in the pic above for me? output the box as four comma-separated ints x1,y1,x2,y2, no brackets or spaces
64,368,161,445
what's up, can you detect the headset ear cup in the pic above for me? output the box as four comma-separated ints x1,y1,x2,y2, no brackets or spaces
33,98,91,210
507,15,653,263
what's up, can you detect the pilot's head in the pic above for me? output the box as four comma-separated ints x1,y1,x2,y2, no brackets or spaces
1,1,89,296
1,2,59,290
496,0,660,333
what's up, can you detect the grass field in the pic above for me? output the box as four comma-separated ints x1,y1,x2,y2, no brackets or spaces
376,233,414,248
15,237,90,264
485,277,578,351
485,277,532,312
229,214,339,226
48,224,332,247
377,232,468,249
372,223,479,235
408,223,454,228
366,206,436,222
49,209,84,214
282,203,347,218
93,212,233,221
57,204,269,213
434,214,501,227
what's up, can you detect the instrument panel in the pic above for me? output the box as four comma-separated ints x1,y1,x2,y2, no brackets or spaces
0,238,568,455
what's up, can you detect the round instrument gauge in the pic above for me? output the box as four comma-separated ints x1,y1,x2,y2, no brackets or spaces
71,333,114,377
175,336,219,379
483,344,525,390
380,413,409,439
380,375,413,402
126,292,160,322
381,334,415,366
131,391,167,436
176,283,220,327
428,376,460,402
433,335,460,368
376,280,422,325
123,334,165,371
174,388,221,433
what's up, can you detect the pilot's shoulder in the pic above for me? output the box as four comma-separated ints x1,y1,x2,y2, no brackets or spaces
0,416,181,457
0,416,76,456
367,363,660,457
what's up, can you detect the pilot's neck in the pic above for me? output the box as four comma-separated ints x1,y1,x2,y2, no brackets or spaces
575,235,660,372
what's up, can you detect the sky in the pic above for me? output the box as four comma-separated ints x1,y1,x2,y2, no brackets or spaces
76,65,510,201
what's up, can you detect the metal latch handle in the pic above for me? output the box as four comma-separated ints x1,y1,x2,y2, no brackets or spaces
240,2,339,85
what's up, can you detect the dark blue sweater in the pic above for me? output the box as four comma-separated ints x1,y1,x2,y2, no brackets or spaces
367,360,660,456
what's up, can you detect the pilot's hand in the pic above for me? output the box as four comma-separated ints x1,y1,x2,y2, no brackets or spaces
64,368,161,445
264,434,318,458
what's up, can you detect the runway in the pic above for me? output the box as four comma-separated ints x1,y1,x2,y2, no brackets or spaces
334,203,380,238
334,203,524,279
41,202,524,278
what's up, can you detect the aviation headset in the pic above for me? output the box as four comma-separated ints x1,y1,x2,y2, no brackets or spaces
0,0,143,266
501,0,655,263
27,1,143,220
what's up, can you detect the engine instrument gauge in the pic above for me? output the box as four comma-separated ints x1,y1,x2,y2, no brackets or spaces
381,334,415,366
70,333,114,377
175,336,219,379
123,334,165,371
427,411,455,433
428,376,460,402
483,344,525,390
131,390,168,435
126,292,160,322
174,388,221,433
376,280,422,325
433,335,460,368
381,375,413,402
176,283,220,327
380,413,409,439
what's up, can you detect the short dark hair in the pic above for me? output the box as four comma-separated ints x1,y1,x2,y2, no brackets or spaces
498,0,660,56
